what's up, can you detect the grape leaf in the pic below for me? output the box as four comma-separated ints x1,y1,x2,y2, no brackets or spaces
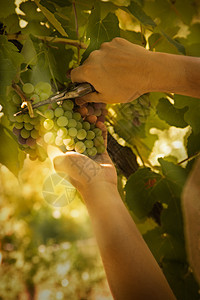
34,0,68,37
0,0,15,19
125,167,169,219
81,5,120,62
20,1,45,22
156,98,188,128
174,95,200,134
0,124,25,176
47,45,73,83
126,1,156,28
120,29,146,46
21,38,38,65
160,30,186,55
186,131,200,158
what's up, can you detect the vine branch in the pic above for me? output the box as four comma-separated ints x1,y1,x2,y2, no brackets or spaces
12,82,34,118
7,33,87,49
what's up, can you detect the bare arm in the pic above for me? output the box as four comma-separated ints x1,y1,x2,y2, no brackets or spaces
71,37,200,104
81,182,176,300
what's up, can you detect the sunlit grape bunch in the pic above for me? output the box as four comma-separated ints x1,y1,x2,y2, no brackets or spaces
7,82,107,161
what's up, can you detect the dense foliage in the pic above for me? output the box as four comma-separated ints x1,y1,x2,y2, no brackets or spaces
0,0,200,299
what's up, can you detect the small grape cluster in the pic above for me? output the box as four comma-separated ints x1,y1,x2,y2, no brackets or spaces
7,82,107,161
116,95,151,127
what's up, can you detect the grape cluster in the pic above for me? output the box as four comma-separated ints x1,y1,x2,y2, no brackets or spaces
7,82,107,161
114,94,151,127
42,98,107,157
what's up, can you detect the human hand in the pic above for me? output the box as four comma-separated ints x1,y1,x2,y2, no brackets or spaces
71,37,152,104
51,122,117,199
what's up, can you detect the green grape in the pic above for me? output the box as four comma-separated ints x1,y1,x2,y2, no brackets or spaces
51,102,58,109
31,129,39,139
23,83,34,94
44,109,54,119
30,94,40,103
66,144,75,151
62,100,74,111
24,123,34,130
21,128,30,139
15,114,24,123
64,111,72,119
43,119,54,130
15,122,24,129
23,114,31,123
82,122,90,131
44,132,55,144
77,129,87,140
35,82,51,95
68,127,77,137
76,121,82,130
55,136,63,146
86,130,95,140
87,147,97,157
68,119,77,128
57,127,68,138
84,140,94,149
94,136,104,147
34,123,40,130
30,117,40,125
72,112,81,121
63,137,74,146
40,92,49,101
25,148,37,156
93,128,102,136
57,116,68,127
97,145,105,154
90,124,95,130
75,141,86,154
12,94,21,105
36,146,47,162
55,107,64,117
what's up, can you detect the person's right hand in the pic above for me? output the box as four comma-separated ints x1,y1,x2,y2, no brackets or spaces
71,38,152,104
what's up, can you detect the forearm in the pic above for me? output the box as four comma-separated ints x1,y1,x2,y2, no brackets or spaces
81,182,176,300
150,52,200,98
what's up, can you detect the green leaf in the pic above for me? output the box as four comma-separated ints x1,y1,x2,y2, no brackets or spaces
127,1,156,28
0,36,23,102
174,95,200,134
156,98,188,128
120,29,146,46
125,167,168,218
47,45,74,83
1,13,20,33
162,261,200,300
34,0,68,37
81,5,120,62
0,0,15,19
21,38,38,65
0,124,25,176
186,131,200,157
20,1,45,22
158,158,187,192
160,30,186,55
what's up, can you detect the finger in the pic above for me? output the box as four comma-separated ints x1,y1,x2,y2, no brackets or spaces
71,66,88,83
77,92,103,103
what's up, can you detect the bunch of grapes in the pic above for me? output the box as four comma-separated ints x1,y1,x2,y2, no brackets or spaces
7,81,107,161
113,94,151,127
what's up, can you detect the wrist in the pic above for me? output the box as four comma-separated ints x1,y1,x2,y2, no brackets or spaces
80,181,119,205
148,51,186,94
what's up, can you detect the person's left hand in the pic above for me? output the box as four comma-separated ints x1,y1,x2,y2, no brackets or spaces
49,122,117,199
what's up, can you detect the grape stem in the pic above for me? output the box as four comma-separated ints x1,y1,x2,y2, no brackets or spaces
11,82,34,118
6,34,87,49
